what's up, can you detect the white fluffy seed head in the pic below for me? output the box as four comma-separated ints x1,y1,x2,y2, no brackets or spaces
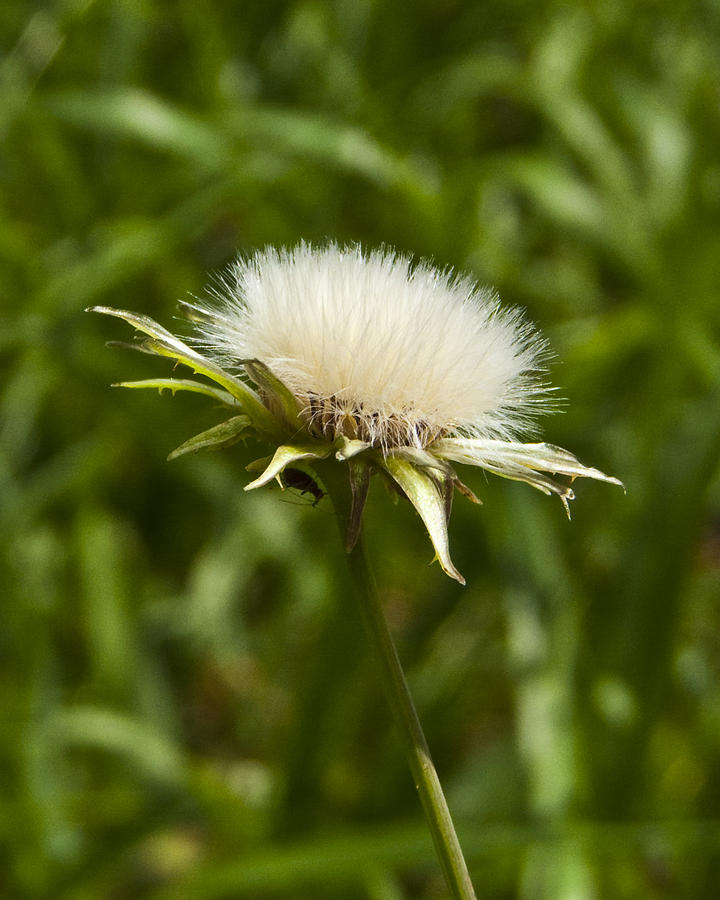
193,243,552,449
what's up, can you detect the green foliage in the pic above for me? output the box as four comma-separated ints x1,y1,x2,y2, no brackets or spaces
2,1,720,897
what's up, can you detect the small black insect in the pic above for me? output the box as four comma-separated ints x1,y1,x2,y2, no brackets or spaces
281,468,325,506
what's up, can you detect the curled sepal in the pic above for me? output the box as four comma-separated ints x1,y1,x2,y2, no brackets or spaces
432,438,623,518
379,455,465,585
115,378,239,408
167,415,252,460
88,307,278,436
245,441,332,492
241,359,302,431
346,458,371,552
335,435,371,461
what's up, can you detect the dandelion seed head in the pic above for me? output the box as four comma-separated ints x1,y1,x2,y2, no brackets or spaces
93,242,622,583
193,243,551,449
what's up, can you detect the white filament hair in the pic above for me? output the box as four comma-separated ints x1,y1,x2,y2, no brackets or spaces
193,243,551,448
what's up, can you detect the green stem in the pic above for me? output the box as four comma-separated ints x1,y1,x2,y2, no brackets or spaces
318,462,477,900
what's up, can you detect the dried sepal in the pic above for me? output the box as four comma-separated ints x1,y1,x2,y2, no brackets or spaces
432,437,623,517
388,445,454,478
453,476,482,505
441,467,454,524
379,455,465,585
346,458,371,552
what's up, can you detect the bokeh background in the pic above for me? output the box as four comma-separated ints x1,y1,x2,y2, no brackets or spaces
2,1,720,897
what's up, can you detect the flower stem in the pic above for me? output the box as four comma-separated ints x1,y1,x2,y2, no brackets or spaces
318,463,477,899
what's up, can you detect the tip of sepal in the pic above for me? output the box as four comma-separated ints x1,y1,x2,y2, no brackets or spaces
176,300,216,324
378,455,464,585
105,340,140,351
431,554,466,585
454,476,482,505
335,436,371,461
244,441,332,492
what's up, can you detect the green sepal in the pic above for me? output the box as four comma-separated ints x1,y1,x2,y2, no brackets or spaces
89,307,279,436
139,335,267,417
388,445,454,477
176,299,219,324
246,455,271,473
241,358,302,431
346,459,371,552
244,441,332,491
379,455,465,585
167,415,252,460
432,437,623,519
114,378,239,408
335,435,371,460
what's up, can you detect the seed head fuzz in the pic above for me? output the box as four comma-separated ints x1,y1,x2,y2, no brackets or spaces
194,244,550,450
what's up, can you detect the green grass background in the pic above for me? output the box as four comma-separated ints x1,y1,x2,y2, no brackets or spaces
2,1,720,897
